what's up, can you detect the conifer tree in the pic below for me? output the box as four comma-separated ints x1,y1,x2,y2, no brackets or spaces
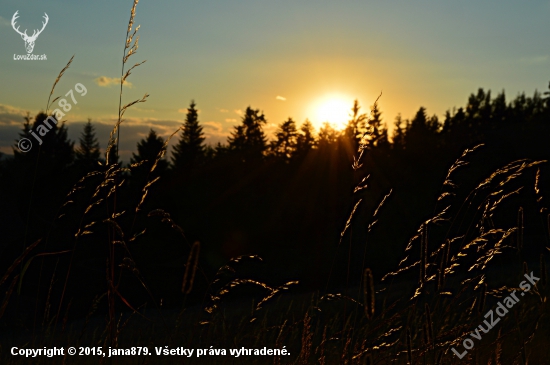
131,129,169,182
392,114,406,150
13,112,74,169
12,112,33,160
227,107,267,162
344,100,367,146
366,103,389,149
75,118,101,170
172,100,205,171
296,119,316,155
405,107,440,156
317,122,339,148
270,118,298,162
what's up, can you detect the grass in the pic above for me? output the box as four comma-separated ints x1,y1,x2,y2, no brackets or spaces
1,1,549,364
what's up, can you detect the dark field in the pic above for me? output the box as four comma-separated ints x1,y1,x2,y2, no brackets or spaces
1,1,549,364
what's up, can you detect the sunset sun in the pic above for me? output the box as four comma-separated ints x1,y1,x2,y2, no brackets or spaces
314,96,352,130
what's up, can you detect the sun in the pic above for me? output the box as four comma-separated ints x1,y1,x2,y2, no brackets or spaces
313,96,352,130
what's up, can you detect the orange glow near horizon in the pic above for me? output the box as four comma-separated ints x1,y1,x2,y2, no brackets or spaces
311,94,354,131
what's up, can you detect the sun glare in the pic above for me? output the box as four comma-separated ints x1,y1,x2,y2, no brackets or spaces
314,96,352,130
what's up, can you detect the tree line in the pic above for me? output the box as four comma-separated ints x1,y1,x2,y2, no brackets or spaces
3,85,548,178
0,85,549,315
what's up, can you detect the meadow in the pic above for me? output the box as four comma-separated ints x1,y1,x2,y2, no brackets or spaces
0,1,549,364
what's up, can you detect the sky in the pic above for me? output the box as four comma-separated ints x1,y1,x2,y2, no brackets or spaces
1,0,549,161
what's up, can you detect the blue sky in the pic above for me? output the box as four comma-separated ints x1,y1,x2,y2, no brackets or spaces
1,0,549,161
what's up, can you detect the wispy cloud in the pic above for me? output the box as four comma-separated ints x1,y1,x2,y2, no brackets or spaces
94,76,133,88
116,117,180,131
203,121,224,135
218,108,229,113
0,103,36,126
225,118,237,123
276,95,286,101
0,111,216,161
234,109,243,115
519,55,549,65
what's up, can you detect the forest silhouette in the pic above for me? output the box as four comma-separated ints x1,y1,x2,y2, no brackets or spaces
2,1,550,362
1,84,549,324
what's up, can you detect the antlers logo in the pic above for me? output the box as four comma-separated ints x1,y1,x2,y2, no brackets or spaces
11,11,49,54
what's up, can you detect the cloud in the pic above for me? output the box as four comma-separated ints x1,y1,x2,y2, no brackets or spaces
0,108,232,161
519,55,549,65
68,117,184,162
0,104,34,126
219,109,229,113
225,118,237,123
234,109,243,115
0,104,36,155
276,96,287,101
94,76,133,88
203,121,224,134
202,121,228,145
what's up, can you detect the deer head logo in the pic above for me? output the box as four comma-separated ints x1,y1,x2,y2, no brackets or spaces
11,11,49,54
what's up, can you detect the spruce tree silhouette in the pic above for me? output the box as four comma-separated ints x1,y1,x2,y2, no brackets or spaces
441,107,468,153
491,91,508,125
130,129,169,185
344,100,367,148
270,118,298,162
464,89,493,143
7,112,75,242
12,112,34,161
227,107,267,163
405,107,439,153
317,122,339,149
13,112,74,171
391,114,405,151
295,119,316,157
366,103,389,149
172,100,205,173
75,119,100,172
